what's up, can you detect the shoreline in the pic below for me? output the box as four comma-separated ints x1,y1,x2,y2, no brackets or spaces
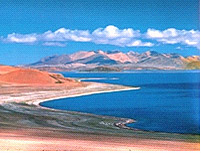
33,85,140,132
34,86,140,106
33,85,139,131
0,82,199,151
14,82,200,136
0,82,141,134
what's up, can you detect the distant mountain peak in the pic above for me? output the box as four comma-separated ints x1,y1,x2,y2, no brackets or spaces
28,50,200,70
144,51,161,56
106,50,121,54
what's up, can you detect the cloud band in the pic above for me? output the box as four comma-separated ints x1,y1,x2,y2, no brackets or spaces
3,25,200,49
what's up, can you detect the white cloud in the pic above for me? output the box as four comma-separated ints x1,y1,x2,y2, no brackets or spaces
3,26,151,47
92,25,139,39
6,33,37,43
176,46,183,50
2,26,200,49
146,29,164,38
127,40,154,47
42,42,66,47
146,28,200,49
42,28,91,42
91,25,152,47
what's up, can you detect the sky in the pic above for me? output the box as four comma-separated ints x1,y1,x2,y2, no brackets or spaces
0,0,200,65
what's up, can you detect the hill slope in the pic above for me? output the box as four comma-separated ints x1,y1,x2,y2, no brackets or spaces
0,65,78,85
28,50,200,71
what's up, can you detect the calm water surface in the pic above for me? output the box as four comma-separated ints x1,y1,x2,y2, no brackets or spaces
40,71,200,134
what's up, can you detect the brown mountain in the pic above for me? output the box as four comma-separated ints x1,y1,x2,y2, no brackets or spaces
28,50,200,71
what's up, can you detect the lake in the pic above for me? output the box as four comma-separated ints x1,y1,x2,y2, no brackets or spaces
40,70,200,134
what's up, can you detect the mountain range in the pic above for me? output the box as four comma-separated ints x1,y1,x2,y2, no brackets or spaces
28,50,200,71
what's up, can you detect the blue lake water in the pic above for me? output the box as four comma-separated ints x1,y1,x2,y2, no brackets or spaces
40,71,200,134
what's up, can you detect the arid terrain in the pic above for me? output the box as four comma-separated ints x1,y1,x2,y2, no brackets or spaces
0,65,199,151
28,50,200,71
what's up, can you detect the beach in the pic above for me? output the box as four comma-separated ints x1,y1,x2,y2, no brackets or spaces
0,81,199,151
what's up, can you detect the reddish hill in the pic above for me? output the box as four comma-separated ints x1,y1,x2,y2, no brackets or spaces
0,66,77,85
0,65,20,74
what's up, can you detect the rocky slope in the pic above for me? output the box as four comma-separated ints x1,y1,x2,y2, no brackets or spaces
28,50,200,71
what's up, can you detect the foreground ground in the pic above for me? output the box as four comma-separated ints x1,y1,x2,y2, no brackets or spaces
0,81,199,151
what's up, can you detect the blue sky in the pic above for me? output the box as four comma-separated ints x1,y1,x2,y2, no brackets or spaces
0,0,200,65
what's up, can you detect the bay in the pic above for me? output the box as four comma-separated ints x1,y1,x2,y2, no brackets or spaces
40,70,200,134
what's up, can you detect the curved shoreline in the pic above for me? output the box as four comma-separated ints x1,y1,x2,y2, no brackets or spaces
1,81,199,136
0,82,199,151
33,86,140,106
0,82,140,132
37,85,200,136
36,86,140,131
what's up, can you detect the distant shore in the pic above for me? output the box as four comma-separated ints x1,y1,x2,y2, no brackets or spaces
0,81,199,151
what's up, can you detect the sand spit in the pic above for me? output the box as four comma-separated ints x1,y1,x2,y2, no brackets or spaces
0,80,199,151
0,81,138,105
